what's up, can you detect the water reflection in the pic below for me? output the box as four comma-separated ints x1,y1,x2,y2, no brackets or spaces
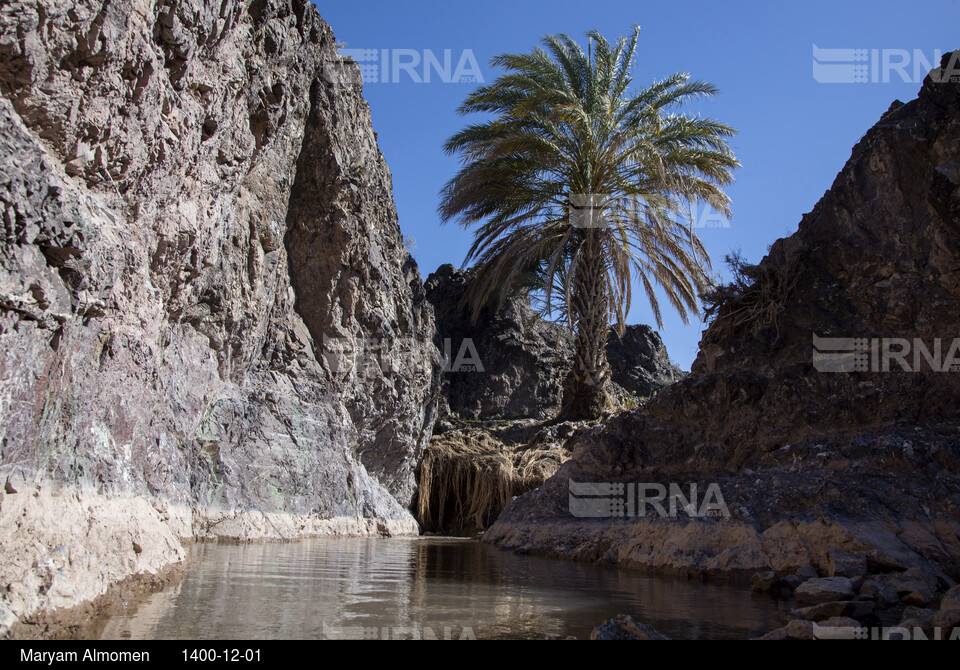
91,538,789,640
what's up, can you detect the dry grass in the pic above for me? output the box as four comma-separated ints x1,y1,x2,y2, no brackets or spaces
415,430,568,536
513,447,565,493
701,244,803,344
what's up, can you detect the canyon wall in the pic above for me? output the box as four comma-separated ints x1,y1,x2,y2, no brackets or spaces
0,0,440,527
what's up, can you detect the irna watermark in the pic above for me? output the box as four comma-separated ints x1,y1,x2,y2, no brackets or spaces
321,622,477,640
813,623,960,640
323,47,485,87
568,194,730,230
812,335,960,373
812,45,958,84
322,336,483,377
568,480,730,519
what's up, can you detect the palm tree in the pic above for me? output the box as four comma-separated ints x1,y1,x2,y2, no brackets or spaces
439,27,739,420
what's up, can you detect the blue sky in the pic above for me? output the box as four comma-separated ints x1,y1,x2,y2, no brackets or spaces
315,0,958,369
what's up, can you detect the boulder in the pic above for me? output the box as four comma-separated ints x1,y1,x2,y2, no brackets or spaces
827,549,867,578
794,577,857,605
791,601,854,622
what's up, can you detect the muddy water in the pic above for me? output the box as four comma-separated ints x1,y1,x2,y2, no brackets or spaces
91,537,790,640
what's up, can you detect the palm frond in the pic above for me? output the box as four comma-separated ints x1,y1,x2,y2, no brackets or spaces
439,25,739,376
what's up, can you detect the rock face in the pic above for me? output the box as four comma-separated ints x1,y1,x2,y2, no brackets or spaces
0,0,440,521
485,54,960,580
425,264,681,420
425,264,569,420
662,55,960,465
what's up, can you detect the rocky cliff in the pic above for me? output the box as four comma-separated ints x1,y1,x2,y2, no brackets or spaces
0,0,441,633
425,264,681,420
486,54,960,588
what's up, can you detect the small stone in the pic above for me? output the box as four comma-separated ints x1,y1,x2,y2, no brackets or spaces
791,600,854,622
132,541,143,555
877,586,901,609
902,590,932,607
590,615,670,640
759,620,815,640
940,584,960,612
4,479,16,495
796,564,819,581
850,600,876,621
795,577,856,605
776,574,803,593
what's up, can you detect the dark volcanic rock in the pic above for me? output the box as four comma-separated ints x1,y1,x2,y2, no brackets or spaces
607,325,683,399
651,53,960,466
0,0,440,521
425,264,570,420
425,264,682,420
485,53,960,580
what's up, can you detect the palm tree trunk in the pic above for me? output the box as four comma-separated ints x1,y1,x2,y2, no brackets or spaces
561,230,610,420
